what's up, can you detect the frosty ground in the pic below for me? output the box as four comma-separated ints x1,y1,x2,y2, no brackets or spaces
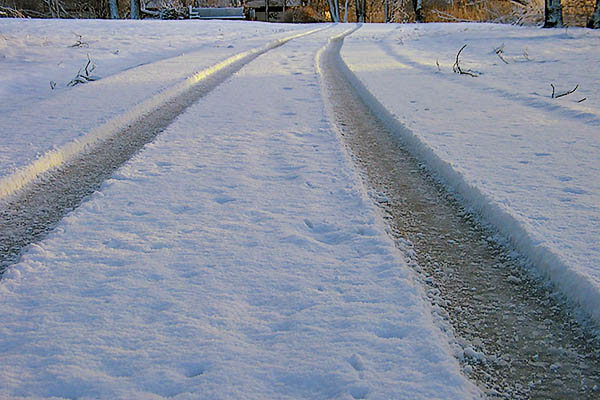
0,19,599,398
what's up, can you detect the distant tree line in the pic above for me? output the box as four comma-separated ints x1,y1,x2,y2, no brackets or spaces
0,0,599,27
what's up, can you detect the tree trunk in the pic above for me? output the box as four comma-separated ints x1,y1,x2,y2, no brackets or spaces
543,0,563,27
265,0,269,21
384,0,388,23
327,0,340,22
412,0,424,22
343,0,349,22
355,0,365,22
588,0,600,28
109,0,119,19
130,0,140,19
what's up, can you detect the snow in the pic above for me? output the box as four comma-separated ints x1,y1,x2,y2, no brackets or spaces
0,19,314,199
340,23,600,325
2,18,599,398
0,21,480,399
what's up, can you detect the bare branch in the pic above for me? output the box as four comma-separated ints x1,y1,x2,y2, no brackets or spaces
494,44,509,64
453,45,479,77
0,6,25,18
67,55,99,87
431,9,476,22
551,84,579,98
69,34,89,48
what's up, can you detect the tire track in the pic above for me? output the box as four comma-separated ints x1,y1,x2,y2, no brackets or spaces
0,26,327,276
319,32,600,399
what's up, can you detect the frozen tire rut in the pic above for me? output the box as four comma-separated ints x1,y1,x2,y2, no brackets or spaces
319,34,600,398
0,28,324,276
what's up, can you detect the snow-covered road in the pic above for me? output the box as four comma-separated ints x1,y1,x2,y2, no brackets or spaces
0,25,478,399
2,19,600,399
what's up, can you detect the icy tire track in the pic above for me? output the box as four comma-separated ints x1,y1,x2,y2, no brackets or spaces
0,27,325,275
319,32,600,399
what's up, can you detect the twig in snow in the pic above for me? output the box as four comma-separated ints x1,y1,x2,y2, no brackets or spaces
69,34,89,48
577,98,587,103
453,45,479,77
436,58,441,72
551,83,579,99
50,81,56,90
67,54,99,87
494,44,509,64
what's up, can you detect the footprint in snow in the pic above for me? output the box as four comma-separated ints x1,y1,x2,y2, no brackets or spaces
348,386,370,399
563,187,586,195
348,354,365,371
215,196,236,204
183,361,212,378
303,219,352,245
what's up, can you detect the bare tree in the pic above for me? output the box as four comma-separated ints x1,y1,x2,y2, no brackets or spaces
589,0,600,28
265,0,269,21
355,0,366,21
543,0,563,27
43,0,68,18
131,0,141,19
412,0,423,22
343,0,349,21
384,0,389,22
109,0,119,19
327,0,340,21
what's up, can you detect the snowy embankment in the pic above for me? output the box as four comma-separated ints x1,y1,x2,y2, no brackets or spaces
0,23,479,398
341,24,600,324
0,19,317,200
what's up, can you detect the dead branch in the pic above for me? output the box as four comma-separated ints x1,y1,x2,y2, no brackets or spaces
67,54,98,87
551,83,579,99
69,34,89,48
43,0,69,18
494,44,509,64
453,45,479,77
509,0,528,7
0,6,26,18
431,9,477,23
